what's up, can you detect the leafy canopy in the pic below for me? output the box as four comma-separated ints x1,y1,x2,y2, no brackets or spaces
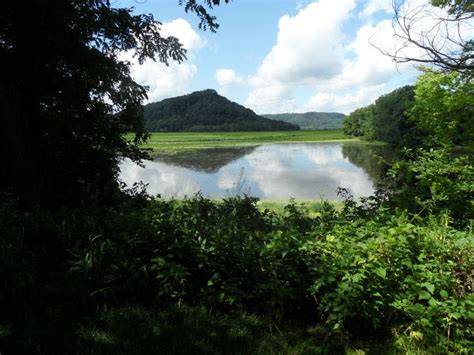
0,0,225,207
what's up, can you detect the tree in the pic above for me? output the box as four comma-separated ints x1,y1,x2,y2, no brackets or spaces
375,0,473,74
343,105,375,138
343,87,415,145
372,85,415,145
0,0,227,207
408,70,474,150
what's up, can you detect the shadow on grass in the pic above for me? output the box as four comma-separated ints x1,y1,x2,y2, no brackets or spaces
76,305,324,355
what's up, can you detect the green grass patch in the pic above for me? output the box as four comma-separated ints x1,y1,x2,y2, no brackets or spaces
76,305,424,355
257,199,344,215
76,305,326,355
127,130,359,155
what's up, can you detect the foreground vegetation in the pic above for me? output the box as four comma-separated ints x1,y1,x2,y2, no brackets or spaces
2,193,473,353
129,130,356,155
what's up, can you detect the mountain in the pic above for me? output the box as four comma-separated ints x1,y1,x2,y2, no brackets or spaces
263,112,345,130
144,90,299,132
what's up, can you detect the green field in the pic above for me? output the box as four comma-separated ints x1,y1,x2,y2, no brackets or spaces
130,130,358,155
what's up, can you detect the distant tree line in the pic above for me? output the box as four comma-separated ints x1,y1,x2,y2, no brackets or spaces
263,112,345,130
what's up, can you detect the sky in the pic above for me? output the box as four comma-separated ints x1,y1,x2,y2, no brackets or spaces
112,0,464,114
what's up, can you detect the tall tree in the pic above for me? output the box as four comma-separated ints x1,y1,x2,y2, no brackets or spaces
0,0,227,207
372,85,415,145
409,70,474,150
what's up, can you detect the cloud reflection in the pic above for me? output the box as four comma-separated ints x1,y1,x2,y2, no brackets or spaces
119,143,376,200
119,158,200,198
242,144,374,199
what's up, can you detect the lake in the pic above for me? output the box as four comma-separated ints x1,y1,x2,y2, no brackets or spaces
119,143,393,200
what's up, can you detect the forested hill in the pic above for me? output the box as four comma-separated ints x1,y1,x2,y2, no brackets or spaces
144,90,299,132
263,112,345,130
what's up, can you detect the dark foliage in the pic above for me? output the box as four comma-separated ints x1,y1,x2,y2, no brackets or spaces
343,86,416,145
0,1,228,208
1,193,472,353
143,89,300,132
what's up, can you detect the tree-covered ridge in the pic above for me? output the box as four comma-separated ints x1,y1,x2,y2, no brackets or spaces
263,112,345,130
144,89,300,132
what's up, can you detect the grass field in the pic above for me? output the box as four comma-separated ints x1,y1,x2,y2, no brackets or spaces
129,130,359,155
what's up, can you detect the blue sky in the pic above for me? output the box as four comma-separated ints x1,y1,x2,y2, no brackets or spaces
114,0,429,114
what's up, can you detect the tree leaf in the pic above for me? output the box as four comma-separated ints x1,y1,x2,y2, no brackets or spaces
418,290,431,300
374,267,386,279
424,283,435,294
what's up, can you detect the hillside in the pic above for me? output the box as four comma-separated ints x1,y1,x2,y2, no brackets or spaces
263,112,345,130
144,90,299,132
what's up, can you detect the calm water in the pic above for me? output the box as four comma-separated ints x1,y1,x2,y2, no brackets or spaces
119,143,393,200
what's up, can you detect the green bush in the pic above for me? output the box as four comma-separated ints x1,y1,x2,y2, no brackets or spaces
308,211,474,352
1,194,472,353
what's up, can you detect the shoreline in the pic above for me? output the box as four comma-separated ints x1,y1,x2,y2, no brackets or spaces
129,130,379,155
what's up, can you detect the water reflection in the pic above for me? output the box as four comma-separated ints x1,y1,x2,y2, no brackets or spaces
155,146,257,173
119,143,391,200
120,159,200,198
341,144,397,187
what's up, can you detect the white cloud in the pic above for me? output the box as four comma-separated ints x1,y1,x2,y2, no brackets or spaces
160,18,206,50
242,0,473,114
243,0,432,114
246,85,297,114
122,18,205,103
387,0,474,65
298,17,418,114
304,85,384,114
245,0,356,113
256,0,355,84
343,20,400,86
215,68,244,86
307,0,473,114
130,60,198,103
359,0,393,18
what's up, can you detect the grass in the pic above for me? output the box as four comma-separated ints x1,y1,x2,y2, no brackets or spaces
76,305,396,355
128,130,360,155
76,305,323,354
257,199,344,214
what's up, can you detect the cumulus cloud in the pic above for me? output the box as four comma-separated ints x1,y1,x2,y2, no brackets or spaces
256,0,355,84
246,85,297,114
245,0,356,113
160,18,206,50
298,17,416,114
359,0,393,18
122,18,205,103
242,0,473,114
243,0,437,114
343,20,400,86
215,68,244,86
304,85,384,113
299,0,473,113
